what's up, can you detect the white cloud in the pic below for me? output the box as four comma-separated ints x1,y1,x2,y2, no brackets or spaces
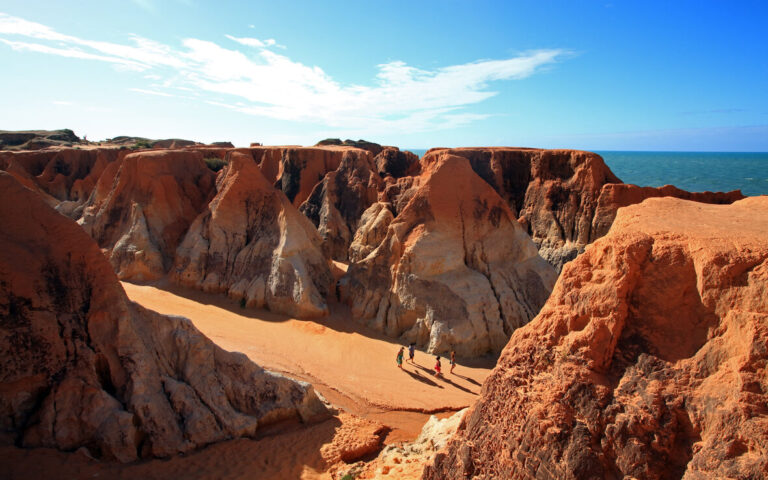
129,87,176,97
0,12,568,133
53,100,74,106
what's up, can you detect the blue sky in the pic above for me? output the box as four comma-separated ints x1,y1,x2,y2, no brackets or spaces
1,1,766,150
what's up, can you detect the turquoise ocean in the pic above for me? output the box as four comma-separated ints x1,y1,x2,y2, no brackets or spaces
408,150,768,196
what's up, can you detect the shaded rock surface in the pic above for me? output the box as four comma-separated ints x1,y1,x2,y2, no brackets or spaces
343,153,556,356
173,151,333,318
299,149,383,260
78,150,216,281
259,146,346,207
374,147,420,179
424,196,768,480
0,172,328,462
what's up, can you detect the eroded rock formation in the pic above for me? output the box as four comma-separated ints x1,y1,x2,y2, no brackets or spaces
0,172,328,462
299,149,383,260
263,146,346,207
343,153,556,356
0,148,125,216
78,150,216,281
425,196,768,479
423,148,622,271
173,151,333,318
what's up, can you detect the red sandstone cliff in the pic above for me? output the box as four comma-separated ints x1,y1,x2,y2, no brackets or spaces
78,150,216,281
0,172,328,462
343,153,556,356
424,196,768,479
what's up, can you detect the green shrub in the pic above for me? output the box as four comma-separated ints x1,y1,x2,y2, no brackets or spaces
204,157,227,172
131,139,154,149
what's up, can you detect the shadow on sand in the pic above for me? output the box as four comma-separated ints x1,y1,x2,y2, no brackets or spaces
439,376,478,395
408,362,477,395
452,373,482,387
400,367,443,388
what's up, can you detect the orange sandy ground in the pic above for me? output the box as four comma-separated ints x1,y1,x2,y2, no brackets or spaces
1,279,493,479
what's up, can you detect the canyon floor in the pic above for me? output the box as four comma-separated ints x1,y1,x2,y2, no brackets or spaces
1,274,493,480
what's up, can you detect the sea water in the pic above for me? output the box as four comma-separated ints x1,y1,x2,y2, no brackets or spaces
407,149,768,196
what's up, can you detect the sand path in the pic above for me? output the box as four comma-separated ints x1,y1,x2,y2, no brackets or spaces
122,281,492,434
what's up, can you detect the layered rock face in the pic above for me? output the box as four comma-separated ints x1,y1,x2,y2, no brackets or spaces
78,150,216,281
260,146,345,207
344,154,556,356
299,149,383,260
425,196,768,479
0,172,328,462
173,152,333,318
423,148,622,271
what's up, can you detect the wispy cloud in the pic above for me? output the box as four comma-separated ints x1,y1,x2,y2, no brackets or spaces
129,87,177,97
226,34,277,48
0,12,568,133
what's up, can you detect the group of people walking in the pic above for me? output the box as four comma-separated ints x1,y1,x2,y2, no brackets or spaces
396,343,456,376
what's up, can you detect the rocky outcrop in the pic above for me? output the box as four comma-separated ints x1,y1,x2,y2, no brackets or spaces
0,172,328,462
591,183,745,240
173,151,333,318
425,196,768,479
0,129,80,150
78,150,216,281
374,147,420,179
343,153,556,356
299,149,383,260
423,148,622,271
